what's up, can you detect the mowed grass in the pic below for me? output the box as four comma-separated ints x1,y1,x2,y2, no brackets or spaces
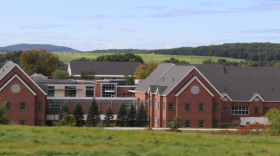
0,125,279,156
57,53,244,64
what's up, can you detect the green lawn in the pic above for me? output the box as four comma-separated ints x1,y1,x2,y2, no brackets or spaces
57,53,244,65
0,125,279,155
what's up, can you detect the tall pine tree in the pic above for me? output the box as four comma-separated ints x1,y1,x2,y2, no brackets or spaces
126,104,136,127
73,101,85,127
103,106,114,127
135,103,148,127
116,102,127,127
59,101,69,121
86,98,100,127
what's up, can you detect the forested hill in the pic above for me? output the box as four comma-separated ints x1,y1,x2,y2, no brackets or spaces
88,43,280,62
0,44,80,52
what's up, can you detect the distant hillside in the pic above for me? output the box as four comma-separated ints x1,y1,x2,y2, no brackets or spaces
0,44,80,52
87,42,280,62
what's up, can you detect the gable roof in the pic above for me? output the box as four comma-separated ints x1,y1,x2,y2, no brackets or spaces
68,62,140,76
136,63,280,101
135,63,174,93
0,74,36,95
0,61,47,95
175,76,214,97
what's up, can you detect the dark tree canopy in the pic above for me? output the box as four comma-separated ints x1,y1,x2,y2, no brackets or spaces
59,102,69,121
116,103,127,127
73,101,85,127
126,104,136,127
86,98,100,127
93,53,144,63
103,106,114,127
135,103,148,127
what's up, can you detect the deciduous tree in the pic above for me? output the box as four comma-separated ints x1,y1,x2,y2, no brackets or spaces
20,49,59,75
0,99,9,124
53,70,69,79
134,59,159,79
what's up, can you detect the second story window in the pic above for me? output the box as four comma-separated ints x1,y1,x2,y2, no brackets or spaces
65,86,76,97
168,103,174,110
86,86,94,97
155,98,158,109
101,83,116,97
199,103,205,111
48,86,55,97
20,102,26,110
49,101,60,111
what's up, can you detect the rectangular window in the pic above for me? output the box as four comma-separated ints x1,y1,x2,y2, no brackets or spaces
254,107,259,114
20,102,26,110
155,98,158,109
49,101,60,111
213,120,219,128
168,103,174,110
65,86,76,97
264,107,269,114
155,116,158,126
6,102,11,110
163,102,165,110
222,107,228,114
36,120,43,126
123,93,126,97
199,103,204,111
86,86,94,97
213,103,219,111
126,93,129,97
101,83,117,97
37,102,43,110
199,120,204,128
48,86,55,97
185,120,191,128
19,120,26,125
231,106,249,115
185,103,191,111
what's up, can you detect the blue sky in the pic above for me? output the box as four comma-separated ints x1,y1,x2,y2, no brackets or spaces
0,0,280,51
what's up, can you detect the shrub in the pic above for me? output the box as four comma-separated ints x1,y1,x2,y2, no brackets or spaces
166,116,185,132
0,100,10,125
218,123,273,135
264,108,280,135
53,114,76,127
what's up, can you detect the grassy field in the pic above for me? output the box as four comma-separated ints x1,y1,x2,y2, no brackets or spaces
57,53,245,65
0,125,279,155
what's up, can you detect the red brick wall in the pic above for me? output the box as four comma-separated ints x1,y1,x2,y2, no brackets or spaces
0,66,47,126
117,87,137,97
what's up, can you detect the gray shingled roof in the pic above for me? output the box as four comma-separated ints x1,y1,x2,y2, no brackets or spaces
135,63,174,93
33,79,77,84
69,62,140,76
136,63,280,101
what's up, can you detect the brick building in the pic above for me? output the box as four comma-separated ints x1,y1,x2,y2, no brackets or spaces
135,63,280,128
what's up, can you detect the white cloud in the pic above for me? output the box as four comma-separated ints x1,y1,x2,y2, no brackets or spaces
119,28,134,33
162,44,173,49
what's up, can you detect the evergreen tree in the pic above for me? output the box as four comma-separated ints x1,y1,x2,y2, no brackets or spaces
135,103,148,127
104,106,114,127
73,101,85,127
86,98,100,127
59,101,69,121
126,104,136,127
116,102,127,127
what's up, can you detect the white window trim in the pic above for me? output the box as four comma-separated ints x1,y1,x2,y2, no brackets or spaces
0,74,36,95
231,106,250,115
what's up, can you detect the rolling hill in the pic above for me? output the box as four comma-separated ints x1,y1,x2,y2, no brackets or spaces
0,44,80,52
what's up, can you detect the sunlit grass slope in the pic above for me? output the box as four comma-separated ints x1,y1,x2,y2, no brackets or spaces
57,53,244,65
0,125,279,155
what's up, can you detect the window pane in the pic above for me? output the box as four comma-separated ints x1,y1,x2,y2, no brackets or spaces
65,86,76,97
213,120,219,128
222,107,228,114
101,83,116,97
231,106,249,115
199,103,204,111
86,86,94,97
48,86,55,97
185,103,191,111
20,103,26,110
6,102,11,110
37,102,43,110
168,103,174,110
49,101,61,111
185,121,191,128
199,121,204,128
213,103,219,111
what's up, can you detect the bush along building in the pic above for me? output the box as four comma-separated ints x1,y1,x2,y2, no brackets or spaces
134,63,280,128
